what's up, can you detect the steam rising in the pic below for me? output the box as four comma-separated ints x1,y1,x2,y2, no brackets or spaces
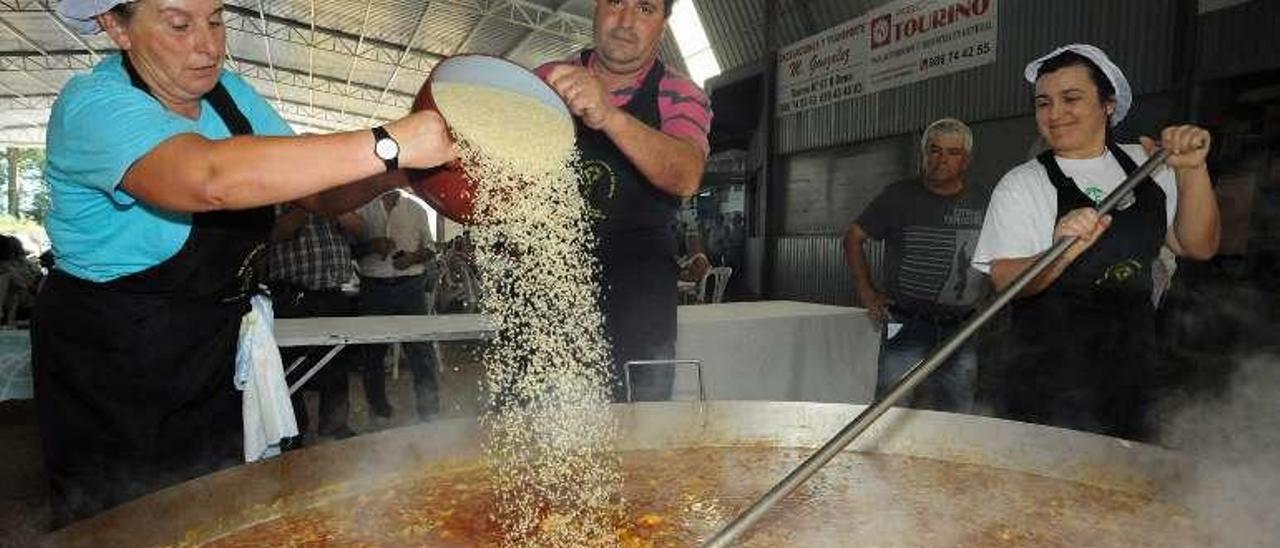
1157,355,1280,547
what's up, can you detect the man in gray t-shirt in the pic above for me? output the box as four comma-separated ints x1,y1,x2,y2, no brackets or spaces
843,118,989,412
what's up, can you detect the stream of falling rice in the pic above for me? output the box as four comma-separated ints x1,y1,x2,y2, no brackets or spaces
432,82,622,546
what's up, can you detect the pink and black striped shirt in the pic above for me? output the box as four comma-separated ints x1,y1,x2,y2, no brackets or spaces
535,51,713,158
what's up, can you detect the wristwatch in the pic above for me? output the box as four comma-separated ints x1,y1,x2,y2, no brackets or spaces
371,126,399,172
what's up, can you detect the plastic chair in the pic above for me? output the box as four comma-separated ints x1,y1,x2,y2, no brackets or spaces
708,266,732,304
690,269,712,304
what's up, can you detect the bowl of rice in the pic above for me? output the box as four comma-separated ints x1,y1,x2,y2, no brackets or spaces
409,54,575,223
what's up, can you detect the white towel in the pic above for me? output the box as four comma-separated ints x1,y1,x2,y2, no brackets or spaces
234,294,298,462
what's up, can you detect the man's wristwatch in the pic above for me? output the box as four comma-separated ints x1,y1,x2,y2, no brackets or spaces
372,126,399,172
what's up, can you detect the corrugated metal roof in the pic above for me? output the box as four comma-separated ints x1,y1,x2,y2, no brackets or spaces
507,29,582,67
694,0,766,72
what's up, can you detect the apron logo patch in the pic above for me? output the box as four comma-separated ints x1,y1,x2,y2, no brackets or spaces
1095,259,1143,288
1083,186,1105,204
580,159,618,221
1082,186,1135,211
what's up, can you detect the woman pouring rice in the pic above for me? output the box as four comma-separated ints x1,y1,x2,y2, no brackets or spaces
972,44,1220,441
35,0,454,528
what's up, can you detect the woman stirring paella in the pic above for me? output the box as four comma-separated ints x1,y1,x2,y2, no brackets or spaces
973,44,1220,441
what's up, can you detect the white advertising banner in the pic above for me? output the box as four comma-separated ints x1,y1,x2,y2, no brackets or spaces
776,0,998,117
775,16,870,117
866,0,998,92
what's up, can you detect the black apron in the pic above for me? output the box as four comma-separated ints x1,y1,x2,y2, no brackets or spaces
989,143,1166,440
576,50,680,402
31,54,272,528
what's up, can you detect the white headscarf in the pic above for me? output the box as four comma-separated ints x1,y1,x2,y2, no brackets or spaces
1024,44,1133,127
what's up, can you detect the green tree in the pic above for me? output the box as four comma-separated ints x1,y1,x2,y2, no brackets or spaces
22,175,50,224
1,148,47,222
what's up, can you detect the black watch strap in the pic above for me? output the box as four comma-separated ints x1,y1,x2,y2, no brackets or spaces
371,126,398,172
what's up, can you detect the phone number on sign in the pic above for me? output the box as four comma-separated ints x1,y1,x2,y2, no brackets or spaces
919,42,992,70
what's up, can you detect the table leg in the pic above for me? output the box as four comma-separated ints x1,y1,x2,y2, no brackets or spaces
289,345,347,395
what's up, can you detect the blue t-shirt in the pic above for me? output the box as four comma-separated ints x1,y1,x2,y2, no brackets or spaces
44,54,294,282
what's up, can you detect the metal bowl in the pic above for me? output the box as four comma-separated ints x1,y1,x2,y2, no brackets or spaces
406,54,570,223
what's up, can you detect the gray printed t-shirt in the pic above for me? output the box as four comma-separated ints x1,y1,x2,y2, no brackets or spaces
857,180,990,318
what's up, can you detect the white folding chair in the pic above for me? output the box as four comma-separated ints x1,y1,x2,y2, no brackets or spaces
692,269,712,304
708,266,733,304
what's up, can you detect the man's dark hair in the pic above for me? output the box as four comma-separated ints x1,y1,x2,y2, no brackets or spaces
1035,51,1115,104
663,0,676,18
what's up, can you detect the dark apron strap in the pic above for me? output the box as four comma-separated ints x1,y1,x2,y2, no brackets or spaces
109,54,273,302
574,52,678,401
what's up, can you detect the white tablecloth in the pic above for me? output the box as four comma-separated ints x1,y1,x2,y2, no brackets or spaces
672,301,879,404
4,303,881,404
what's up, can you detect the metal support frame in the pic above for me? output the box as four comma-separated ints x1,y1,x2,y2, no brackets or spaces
220,5,442,74
230,56,415,108
0,51,406,127
0,0,591,56
0,94,53,110
367,0,438,124
37,0,100,62
624,359,706,403
0,83,44,130
0,14,61,93
0,0,45,9
253,0,284,107
501,0,579,60
337,0,376,118
0,51,414,107
306,0,317,110
439,0,591,42
0,50,94,71
268,99,373,130
288,345,346,394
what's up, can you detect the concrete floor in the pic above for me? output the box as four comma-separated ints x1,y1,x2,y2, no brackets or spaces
0,341,486,547
312,341,486,438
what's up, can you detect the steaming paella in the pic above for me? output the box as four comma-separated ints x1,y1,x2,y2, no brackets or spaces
204,446,1207,547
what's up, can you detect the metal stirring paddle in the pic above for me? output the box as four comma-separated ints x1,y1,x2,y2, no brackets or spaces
702,148,1174,547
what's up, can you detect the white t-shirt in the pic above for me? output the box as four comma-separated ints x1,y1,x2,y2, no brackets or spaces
356,190,435,278
972,144,1177,273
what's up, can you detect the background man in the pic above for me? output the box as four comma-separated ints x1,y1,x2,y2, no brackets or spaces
844,118,989,413
354,190,438,421
268,206,363,443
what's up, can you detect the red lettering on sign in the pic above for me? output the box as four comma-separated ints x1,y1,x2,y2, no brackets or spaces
871,0,991,49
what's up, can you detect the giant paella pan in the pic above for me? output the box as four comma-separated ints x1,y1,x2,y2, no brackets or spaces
48,401,1209,546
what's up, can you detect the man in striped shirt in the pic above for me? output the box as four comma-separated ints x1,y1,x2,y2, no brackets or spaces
535,0,712,402
843,118,989,413
268,205,363,441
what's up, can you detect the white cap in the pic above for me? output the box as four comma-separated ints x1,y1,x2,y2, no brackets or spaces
1024,43,1132,127
56,0,129,35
